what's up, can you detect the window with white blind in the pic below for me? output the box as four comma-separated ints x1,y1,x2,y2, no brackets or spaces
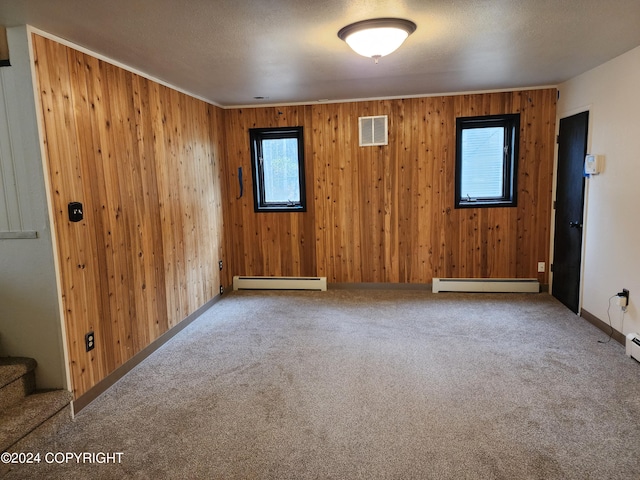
455,114,520,208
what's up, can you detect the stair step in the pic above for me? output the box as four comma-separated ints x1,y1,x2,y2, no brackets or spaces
0,375,36,413
0,357,37,413
0,357,37,389
0,389,73,452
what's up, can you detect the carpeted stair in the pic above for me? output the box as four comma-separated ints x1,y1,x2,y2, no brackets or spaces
0,357,72,453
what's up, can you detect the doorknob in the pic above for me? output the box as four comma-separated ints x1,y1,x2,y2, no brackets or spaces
569,221,582,229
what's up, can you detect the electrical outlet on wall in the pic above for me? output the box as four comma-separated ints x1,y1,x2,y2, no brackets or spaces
538,262,545,273
85,331,95,352
618,288,630,309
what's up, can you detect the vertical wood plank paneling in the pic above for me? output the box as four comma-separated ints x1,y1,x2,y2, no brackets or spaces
33,32,555,398
224,90,556,287
65,47,110,387
311,105,329,279
535,88,556,284
222,106,317,280
35,37,103,395
32,34,225,399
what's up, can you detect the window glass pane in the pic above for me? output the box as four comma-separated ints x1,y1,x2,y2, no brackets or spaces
262,138,300,203
460,127,504,199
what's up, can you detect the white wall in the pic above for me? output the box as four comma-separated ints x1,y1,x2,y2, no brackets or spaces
557,45,640,337
0,26,66,389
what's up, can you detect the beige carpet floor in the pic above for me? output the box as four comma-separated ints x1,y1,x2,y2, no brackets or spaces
4,289,640,479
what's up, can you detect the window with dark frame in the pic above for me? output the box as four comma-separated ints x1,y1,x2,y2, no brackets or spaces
455,113,520,208
249,126,306,213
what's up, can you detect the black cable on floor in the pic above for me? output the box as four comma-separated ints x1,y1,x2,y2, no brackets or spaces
598,294,618,344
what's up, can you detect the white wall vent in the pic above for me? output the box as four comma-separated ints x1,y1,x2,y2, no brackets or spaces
359,115,388,146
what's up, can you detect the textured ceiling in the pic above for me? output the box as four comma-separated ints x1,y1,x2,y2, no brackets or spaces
1,0,640,107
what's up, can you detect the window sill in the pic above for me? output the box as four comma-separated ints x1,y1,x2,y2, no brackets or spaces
455,200,516,209
254,205,306,213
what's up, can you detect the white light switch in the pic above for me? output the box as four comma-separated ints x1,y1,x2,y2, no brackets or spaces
538,262,545,273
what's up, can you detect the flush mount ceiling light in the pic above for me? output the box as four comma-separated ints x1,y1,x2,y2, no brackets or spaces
338,18,416,63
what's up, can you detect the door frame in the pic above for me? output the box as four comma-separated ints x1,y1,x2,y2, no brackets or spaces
549,106,592,314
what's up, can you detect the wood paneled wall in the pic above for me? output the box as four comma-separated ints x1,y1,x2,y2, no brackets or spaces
224,107,317,277
32,34,226,399
31,31,556,398
223,90,556,284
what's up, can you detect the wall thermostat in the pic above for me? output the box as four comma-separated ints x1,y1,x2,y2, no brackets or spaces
68,202,83,222
585,154,603,175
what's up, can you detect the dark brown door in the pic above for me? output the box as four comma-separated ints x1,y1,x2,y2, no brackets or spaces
552,111,589,313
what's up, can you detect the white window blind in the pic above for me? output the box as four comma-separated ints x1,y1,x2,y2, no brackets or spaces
262,138,301,204
459,127,504,199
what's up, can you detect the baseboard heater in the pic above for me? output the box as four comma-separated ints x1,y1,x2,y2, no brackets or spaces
626,333,640,362
432,278,539,293
233,276,327,291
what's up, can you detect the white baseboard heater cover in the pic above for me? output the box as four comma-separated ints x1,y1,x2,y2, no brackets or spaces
626,333,640,362
432,278,539,293
233,276,327,291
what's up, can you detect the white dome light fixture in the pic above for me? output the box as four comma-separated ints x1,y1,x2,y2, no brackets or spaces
338,18,417,64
